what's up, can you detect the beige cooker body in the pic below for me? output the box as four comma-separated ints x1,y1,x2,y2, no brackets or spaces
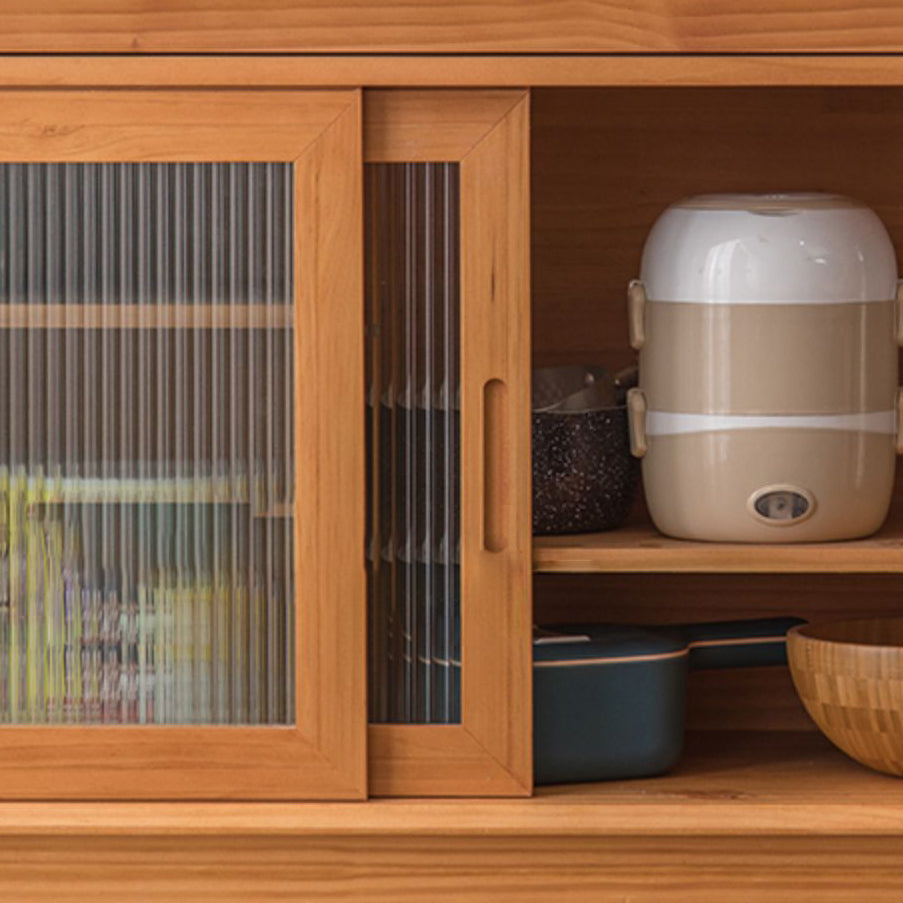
629,193,902,543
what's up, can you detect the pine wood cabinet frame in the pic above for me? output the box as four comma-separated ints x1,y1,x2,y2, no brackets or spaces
2,0,903,54
0,35,899,902
0,89,366,800
364,90,532,797
13,56,903,89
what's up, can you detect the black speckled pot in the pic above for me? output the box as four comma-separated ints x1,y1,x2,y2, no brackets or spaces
532,367,639,535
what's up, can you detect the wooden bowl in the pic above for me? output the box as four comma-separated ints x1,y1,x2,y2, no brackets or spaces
788,618,903,776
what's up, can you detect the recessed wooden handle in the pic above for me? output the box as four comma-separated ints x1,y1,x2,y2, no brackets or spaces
483,378,508,553
627,387,647,458
628,279,646,351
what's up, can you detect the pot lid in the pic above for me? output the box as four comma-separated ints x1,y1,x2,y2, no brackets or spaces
533,624,686,665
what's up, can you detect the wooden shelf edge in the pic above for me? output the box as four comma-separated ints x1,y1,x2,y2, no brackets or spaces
0,733,898,837
533,524,903,574
8,56,903,88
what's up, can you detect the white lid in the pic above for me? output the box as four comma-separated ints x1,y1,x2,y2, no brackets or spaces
640,193,898,304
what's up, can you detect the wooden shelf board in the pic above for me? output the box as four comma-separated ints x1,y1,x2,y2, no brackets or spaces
534,516,903,574
0,733,898,837
0,304,293,330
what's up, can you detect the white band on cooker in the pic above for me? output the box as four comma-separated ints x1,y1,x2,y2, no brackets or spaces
645,410,897,436
646,297,893,306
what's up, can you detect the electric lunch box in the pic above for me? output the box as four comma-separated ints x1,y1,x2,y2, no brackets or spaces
627,193,903,542
533,616,803,785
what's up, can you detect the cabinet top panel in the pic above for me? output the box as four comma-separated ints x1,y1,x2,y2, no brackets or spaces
0,1,902,54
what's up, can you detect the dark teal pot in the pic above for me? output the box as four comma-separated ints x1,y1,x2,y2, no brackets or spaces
533,617,803,785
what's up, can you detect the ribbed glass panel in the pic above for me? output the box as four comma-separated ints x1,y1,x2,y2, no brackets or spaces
365,163,461,724
0,163,294,725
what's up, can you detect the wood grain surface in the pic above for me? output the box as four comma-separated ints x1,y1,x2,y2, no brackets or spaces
364,90,525,162
460,92,533,797
0,90,353,162
0,735,900,898
11,56,903,89
368,725,531,797
0,733,893,837
4,833,903,901
292,94,368,799
3,1,903,53
533,512,903,573
534,572,903,629
6,833,903,902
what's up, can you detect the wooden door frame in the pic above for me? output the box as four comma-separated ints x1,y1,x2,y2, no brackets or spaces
0,89,366,799
364,90,532,796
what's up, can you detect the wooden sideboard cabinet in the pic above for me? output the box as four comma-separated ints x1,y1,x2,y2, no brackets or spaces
5,6,903,899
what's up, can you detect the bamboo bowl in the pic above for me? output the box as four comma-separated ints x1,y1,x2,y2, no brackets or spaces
788,618,903,776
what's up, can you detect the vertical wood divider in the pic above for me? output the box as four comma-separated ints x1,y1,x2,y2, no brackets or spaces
460,93,531,793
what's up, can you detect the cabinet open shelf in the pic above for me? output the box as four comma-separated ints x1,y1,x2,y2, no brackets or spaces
528,730,903,835
533,512,903,573
0,304,293,330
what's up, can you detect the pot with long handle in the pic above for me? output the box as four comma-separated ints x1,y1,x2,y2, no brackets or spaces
533,616,803,784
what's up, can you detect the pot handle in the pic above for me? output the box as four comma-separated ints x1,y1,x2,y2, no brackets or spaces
626,387,647,458
628,279,646,350
674,617,806,671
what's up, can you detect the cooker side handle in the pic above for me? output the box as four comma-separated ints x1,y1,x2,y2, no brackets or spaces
628,279,646,350
627,387,647,458
897,279,903,346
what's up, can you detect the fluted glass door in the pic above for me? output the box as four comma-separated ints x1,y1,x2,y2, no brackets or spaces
0,89,363,800
0,162,294,725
